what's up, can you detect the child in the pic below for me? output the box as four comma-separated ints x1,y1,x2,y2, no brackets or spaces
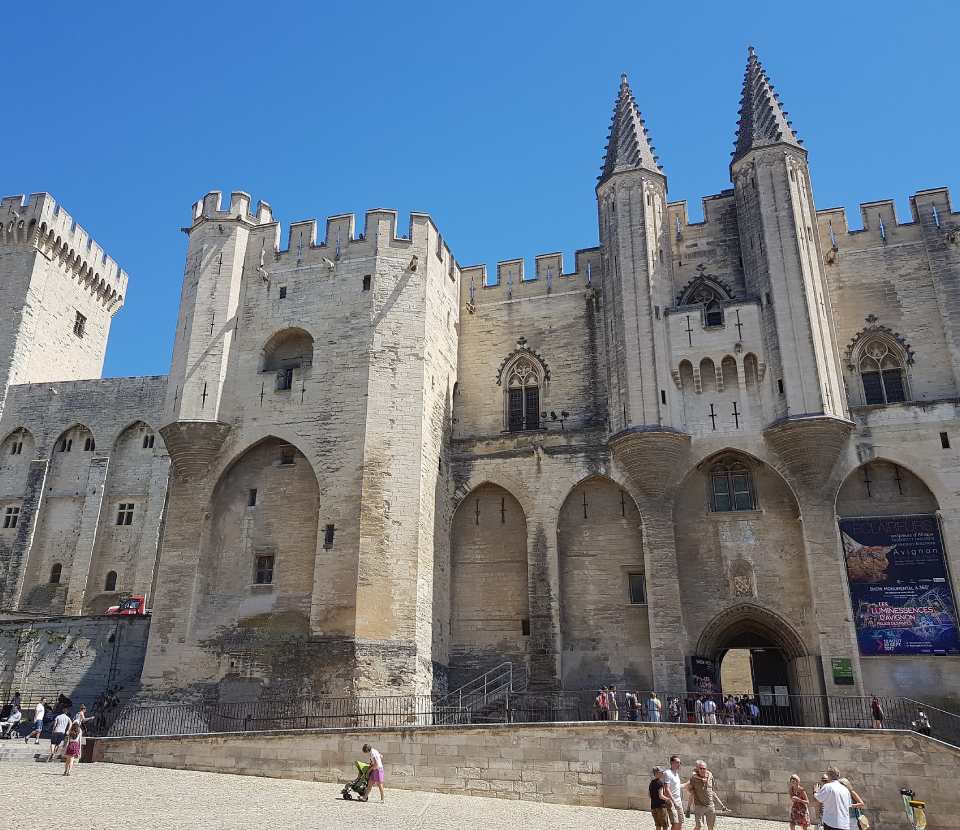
63,723,82,776
360,743,384,802
789,774,810,829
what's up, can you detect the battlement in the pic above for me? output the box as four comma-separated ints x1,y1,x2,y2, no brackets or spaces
816,187,957,249
667,189,738,238
238,203,458,276
459,248,600,307
1,192,127,311
191,191,274,226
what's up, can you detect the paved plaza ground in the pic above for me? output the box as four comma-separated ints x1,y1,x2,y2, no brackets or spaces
0,744,789,830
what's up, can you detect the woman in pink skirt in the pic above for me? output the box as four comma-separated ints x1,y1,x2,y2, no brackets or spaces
360,743,385,802
789,774,810,829
63,723,82,776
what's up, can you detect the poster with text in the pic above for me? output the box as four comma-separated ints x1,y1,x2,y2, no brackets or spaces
840,514,960,656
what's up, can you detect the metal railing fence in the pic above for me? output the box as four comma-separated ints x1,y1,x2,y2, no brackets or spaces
99,689,960,746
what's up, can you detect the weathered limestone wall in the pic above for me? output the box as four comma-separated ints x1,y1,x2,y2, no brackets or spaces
0,376,168,614
0,615,149,702
94,722,960,827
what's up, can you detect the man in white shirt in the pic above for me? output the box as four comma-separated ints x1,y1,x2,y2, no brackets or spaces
662,755,687,829
25,697,46,745
815,766,851,830
48,709,72,760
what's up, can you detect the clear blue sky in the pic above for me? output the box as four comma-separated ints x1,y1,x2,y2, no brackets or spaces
5,1,958,377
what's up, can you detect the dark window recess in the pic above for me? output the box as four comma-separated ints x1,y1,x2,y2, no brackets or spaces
628,573,646,605
10,441,22,455
941,432,951,449
362,275,371,291
660,390,667,405
521,618,531,636
104,570,117,592
49,563,62,584
711,468,756,512
116,503,134,526
279,447,295,466
73,311,86,338
881,369,906,403
704,302,723,327
777,379,784,395
248,488,258,507
58,438,72,452
3,506,20,529
142,434,155,449
276,367,294,391
278,285,287,299
323,524,335,549
438,456,442,473
255,554,274,585
84,437,95,452
862,371,884,405
508,389,524,432
524,386,540,430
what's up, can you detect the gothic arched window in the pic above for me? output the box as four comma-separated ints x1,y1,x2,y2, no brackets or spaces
49,563,62,584
858,339,907,405
105,570,118,592
710,458,755,512
505,356,542,432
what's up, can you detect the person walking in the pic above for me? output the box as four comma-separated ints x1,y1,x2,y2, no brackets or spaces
649,767,674,830
839,778,866,829
813,773,829,830
870,697,884,729
668,696,683,723
702,696,718,725
25,697,46,745
815,767,852,830
789,774,810,829
594,688,609,721
607,686,620,721
662,755,687,830
62,722,82,776
647,691,662,722
624,690,639,722
688,760,719,830
48,708,71,761
694,695,705,724
360,743,385,802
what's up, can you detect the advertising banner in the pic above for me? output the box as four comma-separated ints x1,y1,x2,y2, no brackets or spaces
688,656,718,693
840,514,960,656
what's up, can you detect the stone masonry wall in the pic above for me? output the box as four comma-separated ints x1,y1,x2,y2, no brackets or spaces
95,722,960,828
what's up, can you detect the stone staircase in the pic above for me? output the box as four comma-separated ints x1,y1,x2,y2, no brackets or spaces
0,737,48,763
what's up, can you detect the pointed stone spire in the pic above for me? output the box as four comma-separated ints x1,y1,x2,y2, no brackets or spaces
732,46,803,163
599,73,662,183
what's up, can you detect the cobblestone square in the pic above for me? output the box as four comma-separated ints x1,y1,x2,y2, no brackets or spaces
0,753,788,830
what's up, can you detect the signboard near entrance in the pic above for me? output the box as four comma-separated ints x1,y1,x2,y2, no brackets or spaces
688,656,718,693
839,514,960,656
831,657,855,686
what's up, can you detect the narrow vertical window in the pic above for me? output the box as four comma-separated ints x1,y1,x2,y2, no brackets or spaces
142,434,155,449
255,554,274,585
116,503,134,526
628,573,646,605
3,506,20,529
84,437,95,452
278,285,287,300
710,459,756,512
323,524,335,549
941,432,950,449
362,275,371,291
49,563,62,584
276,367,294,391
73,312,86,338
248,488,258,507
105,570,118,592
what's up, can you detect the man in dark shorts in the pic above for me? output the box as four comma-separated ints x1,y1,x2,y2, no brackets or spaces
650,766,673,829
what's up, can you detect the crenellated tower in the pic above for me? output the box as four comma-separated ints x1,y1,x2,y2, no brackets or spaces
730,48,846,422
164,191,274,423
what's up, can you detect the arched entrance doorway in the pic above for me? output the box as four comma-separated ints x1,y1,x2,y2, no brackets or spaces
697,605,817,724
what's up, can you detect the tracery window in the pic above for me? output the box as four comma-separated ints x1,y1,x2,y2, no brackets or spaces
858,339,907,405
710,459,755,512
505,356,541,432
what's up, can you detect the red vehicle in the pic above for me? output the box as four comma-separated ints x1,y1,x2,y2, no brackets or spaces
105,595,146,616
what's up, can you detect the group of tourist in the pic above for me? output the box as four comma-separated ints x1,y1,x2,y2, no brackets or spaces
594,688,764,725
648,758,867,830
0,692,95,776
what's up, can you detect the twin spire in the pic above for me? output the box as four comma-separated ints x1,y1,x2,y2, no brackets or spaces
599,48,803,183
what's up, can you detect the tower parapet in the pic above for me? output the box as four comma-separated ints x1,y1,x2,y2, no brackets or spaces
1,192,127,312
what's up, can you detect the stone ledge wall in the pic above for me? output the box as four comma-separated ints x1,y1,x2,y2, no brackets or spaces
92,721,959,827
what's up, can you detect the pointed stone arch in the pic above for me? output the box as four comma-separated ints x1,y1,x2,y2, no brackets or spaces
696,603,808,662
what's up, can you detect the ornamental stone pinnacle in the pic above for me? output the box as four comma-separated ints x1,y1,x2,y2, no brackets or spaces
598,73,662,183
732,46,804,163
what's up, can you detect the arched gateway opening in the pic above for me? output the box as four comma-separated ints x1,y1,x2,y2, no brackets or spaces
697,605,816,723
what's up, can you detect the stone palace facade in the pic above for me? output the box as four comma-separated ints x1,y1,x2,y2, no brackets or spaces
1,49,959,707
